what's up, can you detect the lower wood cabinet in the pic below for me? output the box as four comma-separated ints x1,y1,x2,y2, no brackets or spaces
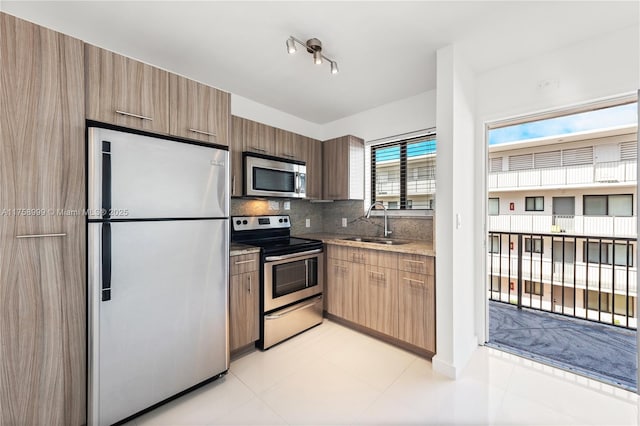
229,253,260,352
326,259,360,323
325,243,435,354
398,271,435,352
360,266,398,336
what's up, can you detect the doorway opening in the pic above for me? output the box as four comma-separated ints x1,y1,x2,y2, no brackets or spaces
485,97,638,390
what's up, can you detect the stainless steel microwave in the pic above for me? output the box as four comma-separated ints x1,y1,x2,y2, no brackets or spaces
244,153,306,198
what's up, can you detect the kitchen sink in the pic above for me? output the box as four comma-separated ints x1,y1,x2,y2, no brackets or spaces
341,236,410,245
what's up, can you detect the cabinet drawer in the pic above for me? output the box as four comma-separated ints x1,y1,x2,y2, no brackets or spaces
327,244,360,262
399,255,434,275
398,271,431,290
230,253,259,275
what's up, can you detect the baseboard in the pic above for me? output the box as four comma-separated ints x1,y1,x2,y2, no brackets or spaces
432,355,459,379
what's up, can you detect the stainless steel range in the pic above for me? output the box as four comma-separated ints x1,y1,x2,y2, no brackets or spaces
231,215,324,349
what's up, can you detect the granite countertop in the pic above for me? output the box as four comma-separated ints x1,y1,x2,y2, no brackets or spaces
297,233,434,256
230,243,260,256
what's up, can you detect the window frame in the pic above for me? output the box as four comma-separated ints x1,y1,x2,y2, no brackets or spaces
524,280,544,296
524,237,543,254
583,241,634,266
583,194,633,217
488,198,500,216
525,196,544,212
370,133,436,211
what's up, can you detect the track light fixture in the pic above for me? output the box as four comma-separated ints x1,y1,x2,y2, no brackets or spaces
286,36,339,75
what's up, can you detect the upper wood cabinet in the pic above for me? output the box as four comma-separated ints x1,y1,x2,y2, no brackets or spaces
85,44,170,134
243,119,276,156
230,116,244,197
1,12,86,425
322,135,365,200
169,74,230,145
304,137,323,200
275,128,304,161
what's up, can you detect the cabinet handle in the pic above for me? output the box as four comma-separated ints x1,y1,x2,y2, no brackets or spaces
232,175,236,195
369,271,385,279
16,233,66,239
234,259,255,265
403,259,425,265
115,110,153,121
282,153,296,159
189,128,217,137
250,147,267,153
248,274,252,293
334,264,348,271
403,277,425,287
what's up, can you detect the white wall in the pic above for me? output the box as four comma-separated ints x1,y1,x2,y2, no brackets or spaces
321,90,436,142
477,25,639,123
433,44,478,378
231,94,324,140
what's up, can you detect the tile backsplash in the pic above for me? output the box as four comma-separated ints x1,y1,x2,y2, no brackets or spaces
230,199,324,235
231,199,433,242
321,200,433,242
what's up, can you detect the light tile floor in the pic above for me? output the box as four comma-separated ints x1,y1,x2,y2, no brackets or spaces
129,320,639,425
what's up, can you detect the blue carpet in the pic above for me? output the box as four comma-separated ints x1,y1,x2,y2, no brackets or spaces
488,301,638,391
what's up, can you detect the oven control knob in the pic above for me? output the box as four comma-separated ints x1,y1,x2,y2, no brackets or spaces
235,220,241,225
284,218,288,222
242,220,248,225
279,218,283,223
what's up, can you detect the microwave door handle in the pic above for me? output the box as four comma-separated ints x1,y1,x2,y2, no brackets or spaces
295,172,300,194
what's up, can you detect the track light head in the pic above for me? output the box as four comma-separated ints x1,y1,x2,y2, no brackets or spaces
286,37,296,54
331,61,339,74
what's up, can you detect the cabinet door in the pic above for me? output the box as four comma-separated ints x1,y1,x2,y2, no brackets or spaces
275,128,304,161
304,137,323,200
0,13,86,425
322,136,349,199
243,119,276,156
230,116,244,197
169,74,230,145
359,265,398,336
398,271,435,352
85,44,170,134
326,259,359,323
229,270,259,352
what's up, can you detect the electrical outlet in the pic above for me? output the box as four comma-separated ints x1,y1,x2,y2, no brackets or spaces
342,218,348,227
283,201,291,210
268,200,279,210
305,218,311,228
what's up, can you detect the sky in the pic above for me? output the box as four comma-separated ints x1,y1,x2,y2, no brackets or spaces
488,102,638,146
375,140,436,162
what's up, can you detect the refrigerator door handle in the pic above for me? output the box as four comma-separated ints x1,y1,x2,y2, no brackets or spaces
102,223,112,301
102,141,112,219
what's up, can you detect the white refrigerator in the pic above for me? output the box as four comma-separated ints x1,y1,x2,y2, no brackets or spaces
86,127,229,425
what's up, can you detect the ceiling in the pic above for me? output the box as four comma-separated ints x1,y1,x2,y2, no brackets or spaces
2,1,638,124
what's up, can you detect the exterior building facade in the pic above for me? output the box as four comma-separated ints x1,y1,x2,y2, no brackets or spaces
487,125,638,328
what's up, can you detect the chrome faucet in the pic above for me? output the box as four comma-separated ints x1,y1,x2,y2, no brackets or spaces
365,201,392,238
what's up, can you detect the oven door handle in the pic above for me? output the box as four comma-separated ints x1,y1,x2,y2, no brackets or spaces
264,296,322,320
264,248,322,262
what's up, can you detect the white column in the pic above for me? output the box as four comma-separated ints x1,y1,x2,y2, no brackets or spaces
433,44,479,378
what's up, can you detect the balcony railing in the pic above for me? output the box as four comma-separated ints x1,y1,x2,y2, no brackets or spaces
488,231,637,329
375,179,436,196
488,160,637,189
489,214,637,238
